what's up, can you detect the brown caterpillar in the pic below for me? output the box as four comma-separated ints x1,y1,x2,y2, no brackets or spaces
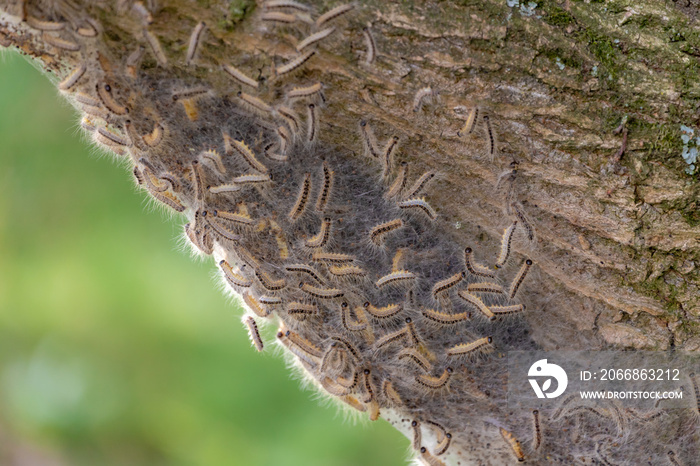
385,162,408,199
287,82,324,101
43,32,80,51
289,173,312,220
254,269,287,291
457,291,495,320
364,302,402,320
381,379,402,406
26,16,65,31
382,136,399,178
691,372,700,416
96,127,130,147
143,29,167,66
411,420,422,450
0,3,640,465
200,149,226,174
285,264,327,285
491,304,525,316
362,27,376,65
264,0,311,12
316,3,355,27
359,120,380,158
404,171,436,199
431,272,464,299
500,427,525,462
96,82,128,115
509,259,533,300
369,219,403,246
276,106,301,134
285,302,319,319
306,103,318,142
420,447,446,466
532,409,542,450
299,282,344,299
415,367,453,391
467,282,504,295
275,50,315,77
311,252,355,264
495,221,517,268
58,63,86,90
328,265,366,278
261,11,297,24
185,21,206,65
340,303,367,332
306,217,333,248
457,107,479,137
227,136,269,174
445,337,492,358
242,292,270,318
412,86,435,113
243,316,264,351
376,270,416,289
483,114,495,158
421,308,470,326
375,326,409,350
398,198,437,220
222,64,259,89
296,27,335,52
237,91,273,115
397,347,433,372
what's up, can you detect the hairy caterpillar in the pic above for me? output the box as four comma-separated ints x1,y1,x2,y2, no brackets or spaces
2,1,697,466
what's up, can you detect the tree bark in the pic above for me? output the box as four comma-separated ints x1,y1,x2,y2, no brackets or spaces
1,0,698,464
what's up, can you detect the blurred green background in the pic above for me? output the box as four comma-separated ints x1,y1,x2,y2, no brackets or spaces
0,52,407,466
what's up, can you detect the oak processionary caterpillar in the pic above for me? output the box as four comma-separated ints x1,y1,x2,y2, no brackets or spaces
14,1,685,465
186,21,206,65
243,316,264,351
222,63,259,89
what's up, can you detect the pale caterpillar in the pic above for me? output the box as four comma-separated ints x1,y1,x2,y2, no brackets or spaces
3,2,694,466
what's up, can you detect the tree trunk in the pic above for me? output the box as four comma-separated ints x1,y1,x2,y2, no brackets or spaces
1,0,698,464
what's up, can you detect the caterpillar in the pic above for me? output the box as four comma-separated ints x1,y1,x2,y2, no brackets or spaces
261,11,297,24
296,27,335,52
287,82,325,101
369,218,403,246
142,29,167,66
495,220,517,268
415,367,453,391
5,2,691,466
275,50,315,77
243,316,264,351
532,409,542,450
500,427,525,462
509,259,533,300
457,107,479,137
362,27,376,65
306,217,333,248
410,420,422,450
431,271,464,299
412,86,435,113
445,337,492,358
57,62,86,90
185,21,206,65
306,103,318,142
316,3,354,27
222,63,259,89
397,347,433,372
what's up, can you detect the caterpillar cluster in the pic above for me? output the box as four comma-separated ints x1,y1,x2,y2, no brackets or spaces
1,1,698,465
